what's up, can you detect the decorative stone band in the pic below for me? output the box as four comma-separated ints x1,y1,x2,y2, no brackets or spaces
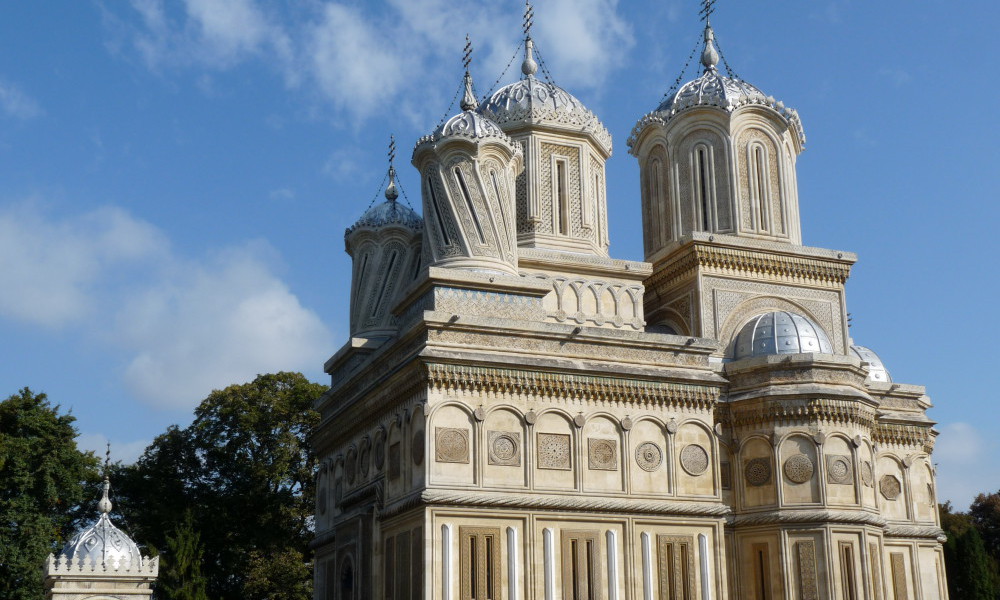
45,553,159,576
720,398,878,430
728,509,886,529
648,243,853,291
405,489,730,519
425,362,719,409
883,524,947,542
872,422,936,453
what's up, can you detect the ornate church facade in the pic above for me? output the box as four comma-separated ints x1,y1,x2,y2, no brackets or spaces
311,12,947,600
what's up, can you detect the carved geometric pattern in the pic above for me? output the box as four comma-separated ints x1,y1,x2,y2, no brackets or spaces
537,433,572,470
826,455,853,485
656,535,696,600
744,457,772,486
870,543,883,600
796,540,819,600
435,427,469,464
880,474,902,500
861,461,874,487
411,429,425,466
680,444,709,476
784,454,815,484
635,442,663,472
588,438,618,471
488,431,521,467
890,553,908,600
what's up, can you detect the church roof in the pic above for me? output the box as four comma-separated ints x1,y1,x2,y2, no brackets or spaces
479,39,612,155
732,311,834,360
415,70,516,151
850,344,893,383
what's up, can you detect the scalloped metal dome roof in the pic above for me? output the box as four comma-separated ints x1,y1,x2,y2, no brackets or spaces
850,344,892,383
346,199,422,236
627,23,805,153
733,311,834,359
415,71,515,151
59,479,143,567
479,39,612,155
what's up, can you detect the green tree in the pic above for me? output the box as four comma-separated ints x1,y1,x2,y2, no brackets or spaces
159,511,209,600
945,526,997,600
115,372,324,600
971,491,1000,563
243,547,313,600
0,388,101,600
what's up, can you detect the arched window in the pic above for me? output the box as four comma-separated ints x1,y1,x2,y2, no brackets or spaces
425,175,451,246
648,159,663,246
339,556,355,600
693,144,713,232
454,167,486,244
748,143,771,232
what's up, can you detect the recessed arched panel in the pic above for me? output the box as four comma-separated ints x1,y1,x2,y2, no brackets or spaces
876,455,908,521
823,435,858,506
483,407,528,489
629,418,670,495
582,415,624,493
674,421,715,497
740,436,776,508
429,404,475,487
778,433,819,505
534,410,576,491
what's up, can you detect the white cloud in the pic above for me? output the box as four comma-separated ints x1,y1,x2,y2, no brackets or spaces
116,243,331,409
0,203,167,328
533,0,633,90
0,202,331,409
933,422,1000,508
77,432,151,465
0,78,43,119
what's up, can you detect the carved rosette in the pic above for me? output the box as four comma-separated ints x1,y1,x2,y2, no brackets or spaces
588,438,618,471
880,475,902,500
537,433,571,470
488,431,521,467
826,455,853,485
635,442,663,472
680,444,709,476
435,427,469,464
861,461,874,487
783,454,814,484
744,457,772,486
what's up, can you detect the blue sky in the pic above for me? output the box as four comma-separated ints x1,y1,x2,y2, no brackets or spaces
0,1,997,507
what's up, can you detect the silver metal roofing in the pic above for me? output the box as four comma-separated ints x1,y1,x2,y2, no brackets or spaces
733,311,834,359
346,199,422,236
59,479,143,567
479,39,612,154
850,344,893,383
415,72,515,150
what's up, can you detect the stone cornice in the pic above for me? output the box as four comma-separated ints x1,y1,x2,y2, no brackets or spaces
872,422,936,453
425,362,721,409
720,397,879,430
884,524,947,542
406,489,730,519
728,508,885,528
647,238,854,292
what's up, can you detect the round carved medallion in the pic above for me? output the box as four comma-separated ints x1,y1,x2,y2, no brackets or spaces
783,454,814,484
680,444,709,476
745,457,772,486
412,429,425,465
880,474,902,500
436,428,469,463
492,435,517,461
635,442,662,472
827,456,852,484
861,461,874,487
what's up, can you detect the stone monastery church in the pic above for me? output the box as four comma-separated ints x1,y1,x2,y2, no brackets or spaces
308,6,949,600
40,6,948,600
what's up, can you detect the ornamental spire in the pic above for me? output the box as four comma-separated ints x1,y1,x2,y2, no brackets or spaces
460,34,479,111
521,1,538,77
384,135,398,202
700,22,720,72
97,477,112,515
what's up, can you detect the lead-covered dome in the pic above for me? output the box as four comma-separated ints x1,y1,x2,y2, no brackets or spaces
59,478,143,567
346,197,422,236
850,344,892,383
479,39,612,156
415,72,515,151
733,311,834,360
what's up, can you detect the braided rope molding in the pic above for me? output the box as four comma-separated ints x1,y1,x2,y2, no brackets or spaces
730,509,886,528
425,362,720,408
884,524,947,542
648,244,851,291
722,398,878,430
415,489,731,518
873,423,936,452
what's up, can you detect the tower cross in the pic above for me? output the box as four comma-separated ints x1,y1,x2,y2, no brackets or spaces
698,0,717,22
463,34,473,73
523,0,534,39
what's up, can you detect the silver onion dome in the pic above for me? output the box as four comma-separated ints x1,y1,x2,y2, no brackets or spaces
345,197,422,236
850,344,893,383
59,478,143,567
628,23,805,153
415,71,514,149
732,311,834,360
479,38,612,155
